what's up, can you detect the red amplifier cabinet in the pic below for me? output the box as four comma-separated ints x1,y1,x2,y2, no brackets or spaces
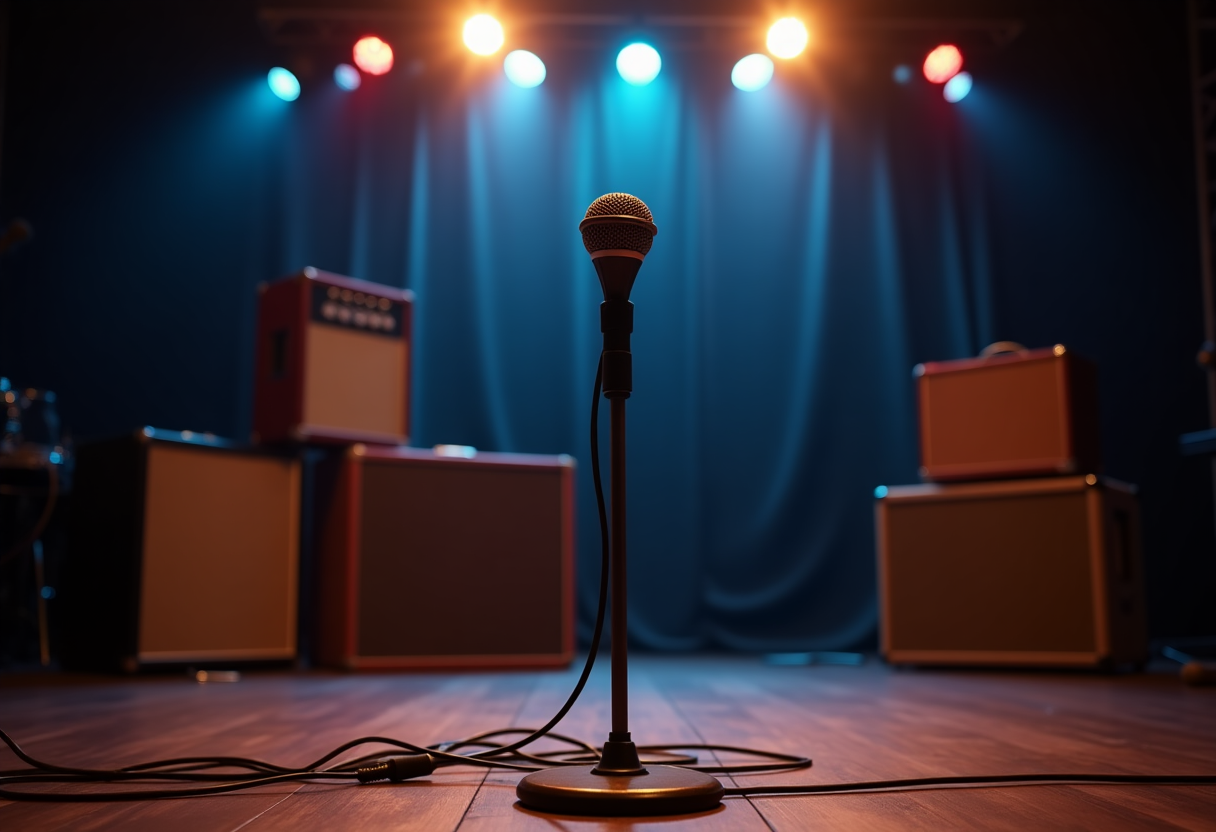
916,345,1100,482
876,475,1147,668
316,445,576,670
253,267,413,446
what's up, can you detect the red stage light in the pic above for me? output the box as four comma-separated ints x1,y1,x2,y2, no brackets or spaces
353,36,394,76
922,44,963,84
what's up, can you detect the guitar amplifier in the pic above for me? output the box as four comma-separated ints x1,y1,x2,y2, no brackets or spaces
875,475,1147,668
253,267,413,446
316,445,575,670
60,428,300,671
916,344,1100,482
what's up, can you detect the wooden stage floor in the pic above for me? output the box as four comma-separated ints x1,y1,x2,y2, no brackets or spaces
2,655,1214,830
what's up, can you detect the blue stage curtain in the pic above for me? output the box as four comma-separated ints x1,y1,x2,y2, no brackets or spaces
264,53,992,651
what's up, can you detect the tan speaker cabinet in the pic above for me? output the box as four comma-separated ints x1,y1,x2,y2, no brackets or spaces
876,475,1146,668
61,429,300,671
253,267,413,446
316,445,575,670
916,346,1101,482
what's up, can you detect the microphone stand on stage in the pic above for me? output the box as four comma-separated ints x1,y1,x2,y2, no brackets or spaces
515,194,724,816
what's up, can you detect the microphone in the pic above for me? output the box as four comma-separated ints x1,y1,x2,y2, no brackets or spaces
578,193,657,399
517,193,723,814
578,192,657,303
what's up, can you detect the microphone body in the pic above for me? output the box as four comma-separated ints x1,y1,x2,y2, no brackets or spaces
578,194,657,399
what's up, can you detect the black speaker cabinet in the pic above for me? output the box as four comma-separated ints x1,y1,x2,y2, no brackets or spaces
316,445,575,670
876,475,1147,668
61,429,300,671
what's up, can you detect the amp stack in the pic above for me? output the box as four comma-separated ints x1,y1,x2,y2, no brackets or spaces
251,268,575,671
62,267,574,673
875,343,1148,669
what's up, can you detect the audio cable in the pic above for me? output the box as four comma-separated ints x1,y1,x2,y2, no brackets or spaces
1,353,1213,802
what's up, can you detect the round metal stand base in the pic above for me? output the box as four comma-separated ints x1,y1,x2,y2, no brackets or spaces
516,765,724,816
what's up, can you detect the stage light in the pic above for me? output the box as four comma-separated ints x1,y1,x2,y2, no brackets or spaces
923,44,962,84
943,71,973,103
267,67,300,101
503,50,546,88
464,14,504,55
616,43,661,86
334,63,361,91
767,18,808,59
353,36,393,75
892,64,912,84
731,54,774,91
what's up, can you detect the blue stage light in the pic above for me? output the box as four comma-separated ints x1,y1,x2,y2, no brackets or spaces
334,63,361,91
874,485,889,499
943,71,973,103
892,64,912,84
267,67,300,101
616,43,661,86
731,54,774,91
504,50,546,88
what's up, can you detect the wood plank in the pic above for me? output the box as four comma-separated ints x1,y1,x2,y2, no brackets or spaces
3,658,1215,831
653,658,1216,831
456,659,773,830
0,671,533,831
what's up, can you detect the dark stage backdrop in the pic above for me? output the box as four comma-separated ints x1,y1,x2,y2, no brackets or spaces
1,1,1212,647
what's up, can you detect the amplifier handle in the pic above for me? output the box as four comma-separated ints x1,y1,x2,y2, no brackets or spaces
979,341,1029,359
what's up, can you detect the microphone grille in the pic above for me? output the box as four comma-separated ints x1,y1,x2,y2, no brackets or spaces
580,192,656,257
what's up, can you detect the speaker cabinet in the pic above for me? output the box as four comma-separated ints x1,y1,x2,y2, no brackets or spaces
916,346,1100,482
876,475,1146,668
316,446,575,670
253,267,413,446
61,429,300,671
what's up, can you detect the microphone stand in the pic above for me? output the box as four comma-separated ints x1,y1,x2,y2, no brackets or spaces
515,256,723,816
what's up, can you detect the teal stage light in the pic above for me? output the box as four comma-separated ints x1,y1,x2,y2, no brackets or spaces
334,63,361,91
267,67,300,101
731,54,774,91
504,50,546,88
943,71,973,102
616,43,661,86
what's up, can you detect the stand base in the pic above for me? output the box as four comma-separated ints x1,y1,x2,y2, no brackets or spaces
516,765,724,816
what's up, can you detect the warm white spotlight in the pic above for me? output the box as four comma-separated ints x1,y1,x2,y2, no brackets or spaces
731,54,774,92
504,50,546,88
464,14,504,56
766,18,808,59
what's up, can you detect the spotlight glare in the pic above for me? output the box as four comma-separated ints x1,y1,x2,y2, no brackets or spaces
353,36,393,75
731,53,774,92
943,71,973,103
267,67,300,101
464,14,505,55
616,43,661,86
923,44,963,84
334,63,361,91
767,18,808,59
503,50,546,88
